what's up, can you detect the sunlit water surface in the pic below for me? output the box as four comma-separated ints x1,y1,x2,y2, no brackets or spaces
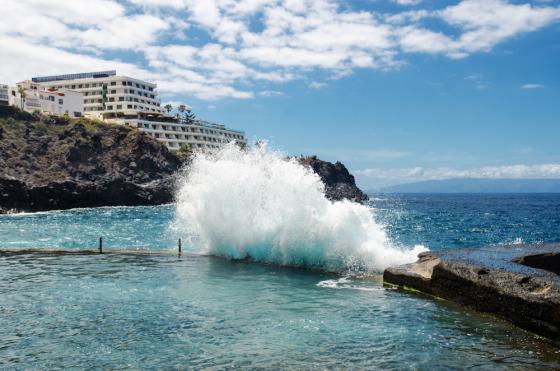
1,194,560,368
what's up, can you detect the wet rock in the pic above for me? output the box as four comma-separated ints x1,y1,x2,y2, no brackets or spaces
298,156,368,202
384,244,560,341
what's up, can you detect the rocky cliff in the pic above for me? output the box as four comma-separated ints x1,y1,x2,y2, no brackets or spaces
0,107,367,213
298,156,368,202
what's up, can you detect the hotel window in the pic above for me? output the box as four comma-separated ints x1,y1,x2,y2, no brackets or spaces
110,90,116,94
121,81,126,86
85,84,89,88
110,81,116,86
127,105,132,109
119,97,124,101
136,83,140,88
116,105,122,109
142,85,146,90
71,85,76,89
58,99,63,105
78,84,83,88
107,105,113,110
127,81,132,86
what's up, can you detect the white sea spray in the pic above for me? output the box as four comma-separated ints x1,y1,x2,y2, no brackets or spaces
172,143,426,273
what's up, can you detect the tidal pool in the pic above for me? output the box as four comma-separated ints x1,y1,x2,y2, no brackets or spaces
1,252,558,369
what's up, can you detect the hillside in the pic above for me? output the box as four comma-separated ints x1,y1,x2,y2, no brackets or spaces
0,107,366,212
0,106,183,212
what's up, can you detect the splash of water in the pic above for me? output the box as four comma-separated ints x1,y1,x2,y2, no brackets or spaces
172,144,425,273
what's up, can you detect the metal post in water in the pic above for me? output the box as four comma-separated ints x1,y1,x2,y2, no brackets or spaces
99,237,103,254
178,238,182,256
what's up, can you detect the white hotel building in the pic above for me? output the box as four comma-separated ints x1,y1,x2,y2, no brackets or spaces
10,80,83,117
32,71,245,151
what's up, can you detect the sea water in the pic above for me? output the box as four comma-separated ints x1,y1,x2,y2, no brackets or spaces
1,146,560,368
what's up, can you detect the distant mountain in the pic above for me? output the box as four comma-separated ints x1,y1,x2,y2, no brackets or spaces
375,178,560,193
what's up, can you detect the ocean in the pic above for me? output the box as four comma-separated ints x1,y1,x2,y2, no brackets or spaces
1,194,559,369
1,148,560,368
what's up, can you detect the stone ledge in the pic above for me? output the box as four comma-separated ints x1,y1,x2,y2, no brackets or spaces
383,244,560,341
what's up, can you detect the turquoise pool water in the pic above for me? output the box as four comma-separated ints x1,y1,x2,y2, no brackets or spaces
1,252,559,369
1,194,560,368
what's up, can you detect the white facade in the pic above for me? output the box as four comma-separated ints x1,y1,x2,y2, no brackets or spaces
10,81,83,117
34,71,163,118
105,113,246,152
32,71,245,152
37,89,83,117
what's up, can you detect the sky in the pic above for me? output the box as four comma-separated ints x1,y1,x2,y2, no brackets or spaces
1,0,559,189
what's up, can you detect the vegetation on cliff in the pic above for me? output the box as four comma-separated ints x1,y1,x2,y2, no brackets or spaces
0,106,367,212
0,106,181,212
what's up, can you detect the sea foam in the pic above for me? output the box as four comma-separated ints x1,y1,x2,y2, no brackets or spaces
172,144,425,273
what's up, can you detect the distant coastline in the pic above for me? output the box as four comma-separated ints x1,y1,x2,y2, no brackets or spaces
370,178,560,194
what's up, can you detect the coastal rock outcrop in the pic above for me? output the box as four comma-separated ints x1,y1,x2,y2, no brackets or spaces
0,106,180,212
0,107,367,212
298,156,368,202
384,244,560,341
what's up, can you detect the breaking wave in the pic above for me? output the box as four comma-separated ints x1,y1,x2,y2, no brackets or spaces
172,143,425,273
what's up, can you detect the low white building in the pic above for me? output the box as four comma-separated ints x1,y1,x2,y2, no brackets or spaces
10,80,83,117
105,112,246,152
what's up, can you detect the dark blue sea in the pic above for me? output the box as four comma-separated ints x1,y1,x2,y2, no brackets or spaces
1,194,559,369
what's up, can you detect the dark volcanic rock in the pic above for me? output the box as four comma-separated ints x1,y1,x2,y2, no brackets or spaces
384,244,560,341
1,106,366,212
0,106,181,212
299,156,368,202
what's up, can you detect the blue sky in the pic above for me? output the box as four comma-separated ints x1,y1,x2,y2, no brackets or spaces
1,0,559,188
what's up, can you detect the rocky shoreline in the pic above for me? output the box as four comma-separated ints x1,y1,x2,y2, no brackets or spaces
0,106,367,213
384,244,560,341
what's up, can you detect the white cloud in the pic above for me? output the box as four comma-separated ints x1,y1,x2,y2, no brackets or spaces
400,0,560,58
259,90,284,97
393,0,422,5
307,81,328,89
1,0,559,100
522,83,544,89
357,163,560,181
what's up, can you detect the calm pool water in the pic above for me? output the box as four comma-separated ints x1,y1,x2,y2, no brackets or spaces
1,252,559,369
1,194,560,368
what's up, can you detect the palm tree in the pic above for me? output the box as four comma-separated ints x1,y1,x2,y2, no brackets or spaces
164,103,172,114
17,85,26,110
